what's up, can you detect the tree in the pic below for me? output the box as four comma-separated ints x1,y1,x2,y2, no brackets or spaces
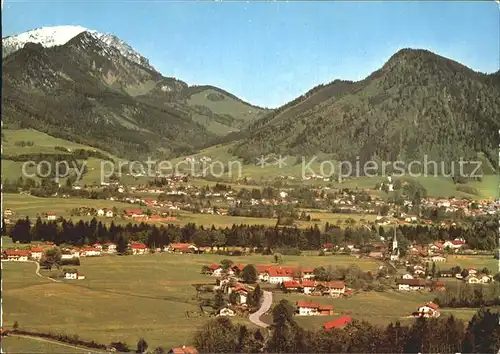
242,264,258,283
193,317,240,353
152,347,166,354
117,234,127,254
214,290,225,310
273,253,283,264
13,321,19,330
136,338,148,353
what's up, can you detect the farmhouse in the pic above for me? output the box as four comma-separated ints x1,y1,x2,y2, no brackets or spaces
282,280,302,292
2,249,30,262
80,247,101,257
397,278,426,291
130,243,148,255
230,283,250,304
3,209,13,217
319,281,346,297
124,209,145,218
301,279,316,294
168,243,199,254
64,269,86,280
430,255,446,262
30,247,43,261
104,242,117,253
295,301,334,316
402,273,414,280
465,275,481,284
443,240,465,249
266,266,294,284
217,307,236,317
97,209,105,217
323,316,352,330
47,212,57,221
414,302,440,318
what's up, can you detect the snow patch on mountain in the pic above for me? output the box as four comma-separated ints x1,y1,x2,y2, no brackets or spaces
2,25,157,72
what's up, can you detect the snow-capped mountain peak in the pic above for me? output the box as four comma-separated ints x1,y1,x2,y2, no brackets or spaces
2,25,156,72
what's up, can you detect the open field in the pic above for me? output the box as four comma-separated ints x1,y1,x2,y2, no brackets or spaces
444,255,498,272
1,335,103,353
4,193,380,230
265,291,491,330
2,254,380,349
3,194,135,219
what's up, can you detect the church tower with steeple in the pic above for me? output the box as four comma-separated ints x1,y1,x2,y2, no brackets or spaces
390,228,400,261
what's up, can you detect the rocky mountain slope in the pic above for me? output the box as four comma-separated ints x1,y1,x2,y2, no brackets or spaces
2,26,268,158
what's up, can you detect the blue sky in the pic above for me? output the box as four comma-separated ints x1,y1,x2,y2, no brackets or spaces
3,1,499,108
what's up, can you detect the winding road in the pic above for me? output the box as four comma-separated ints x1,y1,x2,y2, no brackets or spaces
28,260,61,282
249,290,273,328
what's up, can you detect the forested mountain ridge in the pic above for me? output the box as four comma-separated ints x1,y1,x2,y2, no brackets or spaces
2,27,268,159
230,49,500,170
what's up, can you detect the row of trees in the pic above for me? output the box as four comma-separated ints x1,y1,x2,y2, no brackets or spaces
434,283,500,308
194,301,500,353
6,214,498,252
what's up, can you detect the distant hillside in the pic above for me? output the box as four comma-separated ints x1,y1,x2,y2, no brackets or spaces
230,49,500,172
2,27,268,159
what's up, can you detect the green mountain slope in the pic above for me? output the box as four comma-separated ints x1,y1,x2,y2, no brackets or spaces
230,49,500,171
2,31,268,158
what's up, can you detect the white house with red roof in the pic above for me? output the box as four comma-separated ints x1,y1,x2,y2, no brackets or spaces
443,239,466,249
130,243,148,255
124,209,145,218
266,266,294,284
30,247,43,261
2,249,31,262
295,301,334,316
104,242,117,253
414,302,440,318
80,247,101,257
64,269,86,280
167,243,198,253
46,212,57,221
321,281,346,297
228,283,249,304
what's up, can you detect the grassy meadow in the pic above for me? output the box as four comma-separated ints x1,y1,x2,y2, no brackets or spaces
1,254,380,349
1,336,104,353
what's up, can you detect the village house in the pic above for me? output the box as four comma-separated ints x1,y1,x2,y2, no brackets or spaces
217,307,236,317
2,249,31,262
93,243,103,251
124,209,145,218
97,209,105,217
301,268,315,279
130,243,148,255
30,247,43,261
106,210,114,218
282,280,302,292
61,250,77,260
80,247,101,257
266,266,294,284
413,265,425,277
63,269,86,280
414,302,440,318
168,243,199,254
46,212,57,221
465,275,481,284
319,281,346,297
295,301,334,316
439,270,454,277
207,264,224,277
443,239,466,250
479,274,493,283
402,273,414,280
104,242,117,253
430,255,447,262
466,267,478,276
323,316,352,330
229,283,249,304
301,279,316,295
3,209,13,217
397,278,426,291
